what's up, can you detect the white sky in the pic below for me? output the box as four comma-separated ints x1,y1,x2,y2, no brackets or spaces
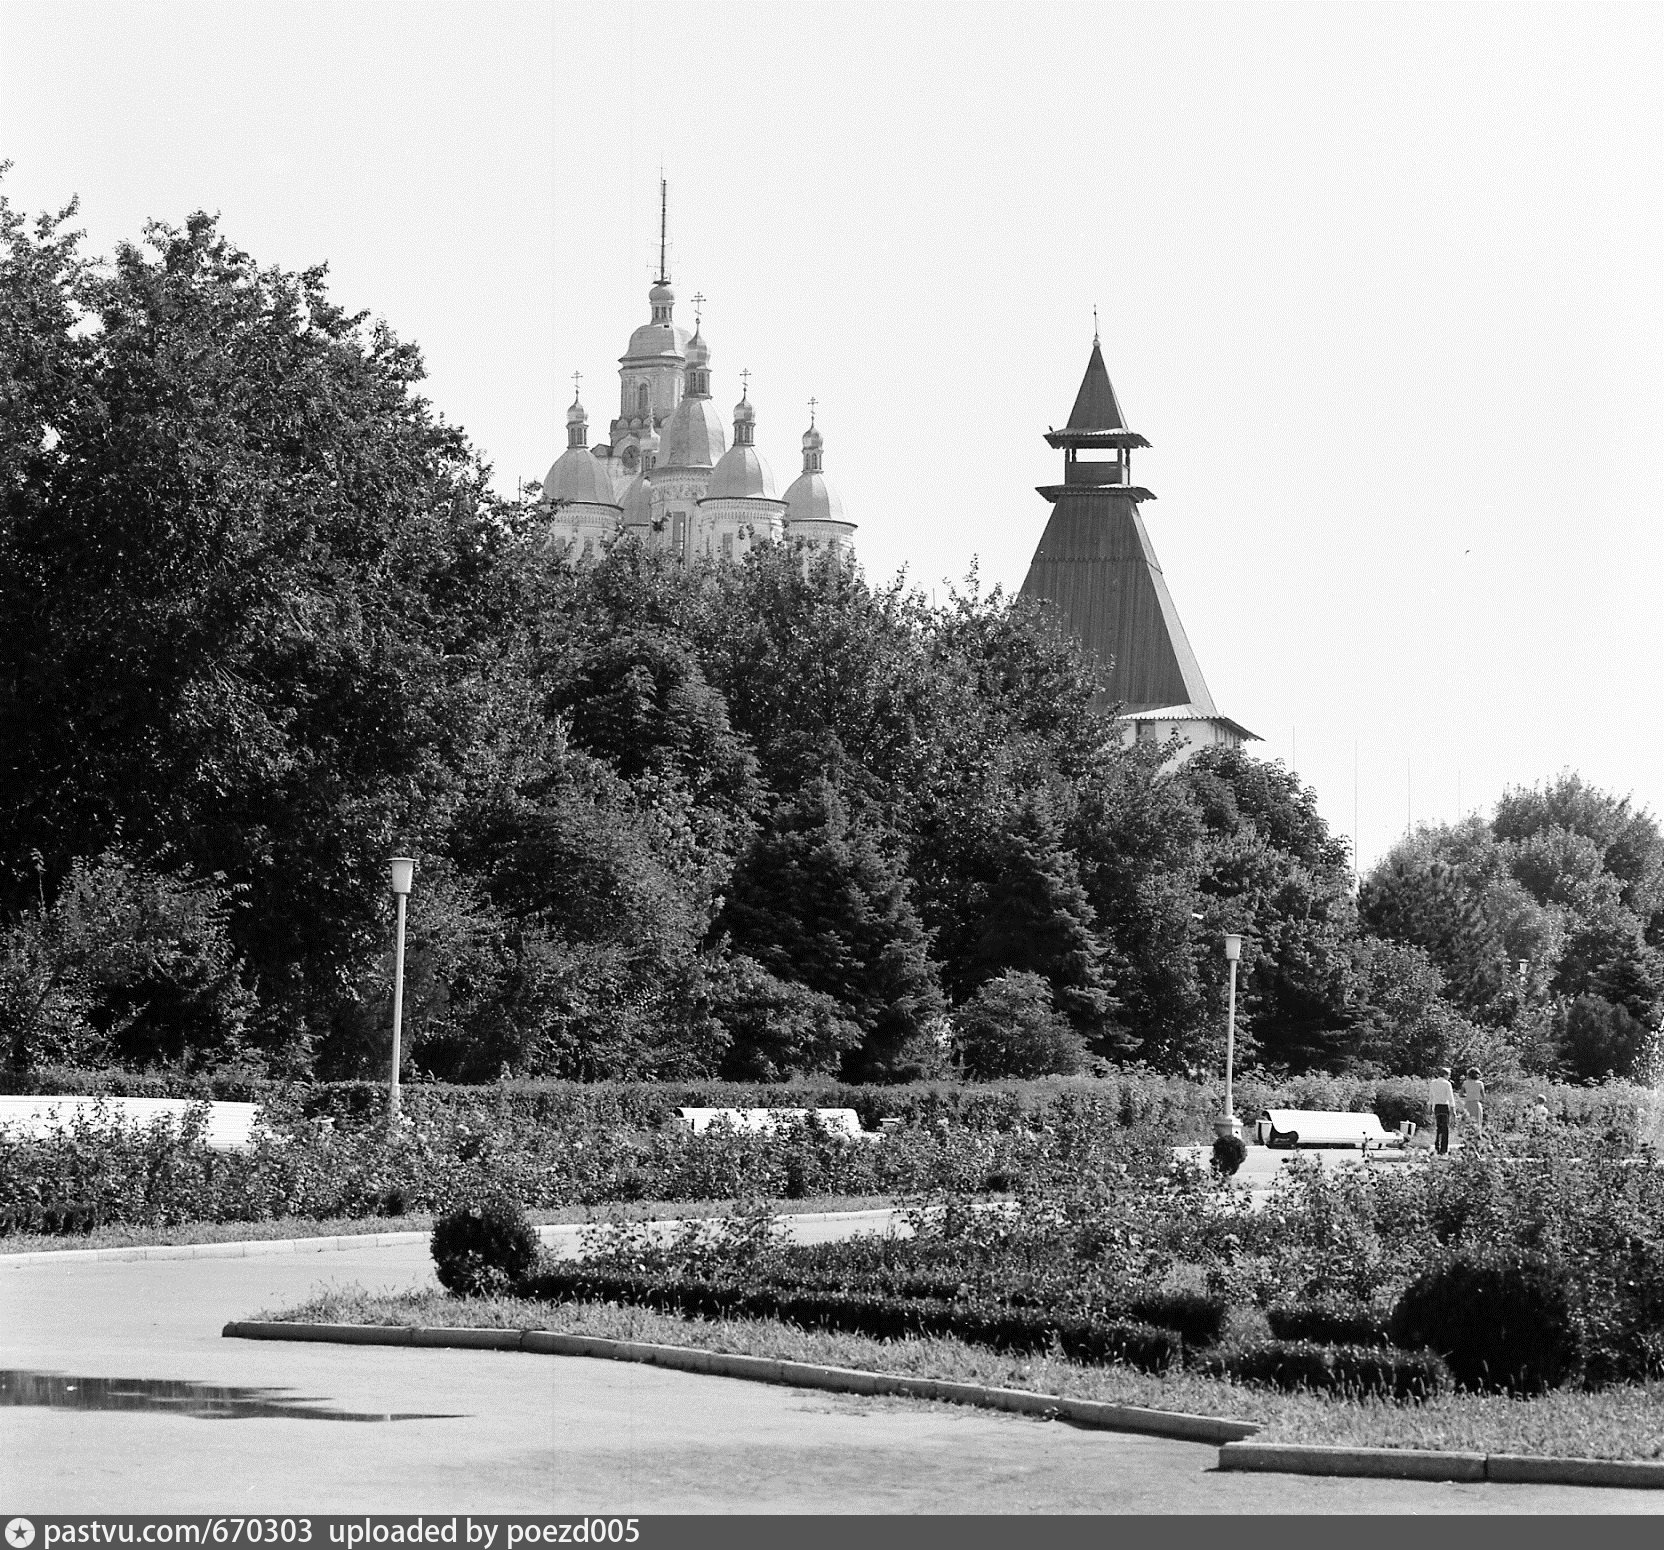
2,0,1659,873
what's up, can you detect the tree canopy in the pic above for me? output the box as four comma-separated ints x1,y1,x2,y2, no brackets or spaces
5,189,1654,1085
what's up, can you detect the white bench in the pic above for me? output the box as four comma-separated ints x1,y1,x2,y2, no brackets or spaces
0,1096,262,1153
1257,1109,1398,1150
674,1107,871,1141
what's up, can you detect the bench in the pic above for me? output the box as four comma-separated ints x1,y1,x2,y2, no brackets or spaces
1256,1109,1401,1150
0,1096,263,1153
673,1107,871,1141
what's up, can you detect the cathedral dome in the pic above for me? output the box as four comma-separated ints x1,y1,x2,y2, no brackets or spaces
783,469,846,526
660,396,727,468
649,280,675,308
544,446,621,509
685,328,709,368
624,320,689,361
708,443,778,500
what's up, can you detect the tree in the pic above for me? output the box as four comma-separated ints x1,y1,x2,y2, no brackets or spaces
1558,994,1650,1083
716,777,946,1080
1179,750,1358,1069
942,794,1115,1044
0,849,255,1075
1347,937,1473,1076
955,971,1087,1079
0,202,525,1057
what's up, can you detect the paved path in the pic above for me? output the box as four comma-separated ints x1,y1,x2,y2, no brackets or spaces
2,1234,1658,1513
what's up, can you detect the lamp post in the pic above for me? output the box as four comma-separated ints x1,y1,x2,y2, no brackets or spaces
1215,934,1244,1141
388,856,414,1128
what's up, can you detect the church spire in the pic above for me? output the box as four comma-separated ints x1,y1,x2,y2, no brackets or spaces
657,175,670,285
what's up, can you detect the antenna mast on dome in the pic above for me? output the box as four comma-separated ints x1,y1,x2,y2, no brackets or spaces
657,176,670,285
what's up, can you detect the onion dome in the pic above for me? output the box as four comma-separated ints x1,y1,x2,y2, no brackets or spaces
783,410,847,527
543,444,621,508
709,394,778,499
564,393,589,449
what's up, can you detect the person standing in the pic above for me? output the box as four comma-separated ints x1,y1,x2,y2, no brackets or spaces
1462,1067,1486,1133
1429,1067,1456,1155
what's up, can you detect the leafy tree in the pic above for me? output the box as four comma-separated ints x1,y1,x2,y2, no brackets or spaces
705,953,863,1081
1180,750,1357,1069
1359,852,1510,1023
1347,938,1474,1076
0,200,525,1054
0,848,255,1074
955,970,1087,1079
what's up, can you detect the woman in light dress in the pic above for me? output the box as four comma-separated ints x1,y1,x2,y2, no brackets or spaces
1460,1066,1486,1132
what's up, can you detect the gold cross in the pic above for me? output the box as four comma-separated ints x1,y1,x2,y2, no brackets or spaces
692,291,705,324
739,368,751,397
572,370,582,398
807,395,818,425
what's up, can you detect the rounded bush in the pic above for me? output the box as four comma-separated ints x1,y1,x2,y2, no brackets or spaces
431,1195,540,1298
1211,1135,1247,1177
1389,1248,1576,1394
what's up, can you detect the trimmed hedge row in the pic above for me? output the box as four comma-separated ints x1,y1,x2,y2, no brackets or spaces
1202,1339,1450,1398
1266,1301,1391,1347
521,1264,1183,1373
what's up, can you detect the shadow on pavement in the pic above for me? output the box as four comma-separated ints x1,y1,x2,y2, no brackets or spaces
0,1369,466,1422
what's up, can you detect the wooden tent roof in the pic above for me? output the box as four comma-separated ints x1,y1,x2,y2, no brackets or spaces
1066,341,1128,431
1020,488,1217,714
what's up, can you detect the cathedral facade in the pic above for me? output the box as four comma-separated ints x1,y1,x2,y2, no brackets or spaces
539,208,854,566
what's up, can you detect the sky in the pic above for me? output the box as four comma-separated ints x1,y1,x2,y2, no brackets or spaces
2,0,1659,873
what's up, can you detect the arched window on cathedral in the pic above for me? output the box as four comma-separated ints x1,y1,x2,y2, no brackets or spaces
637,384,650,416
622,446,637,472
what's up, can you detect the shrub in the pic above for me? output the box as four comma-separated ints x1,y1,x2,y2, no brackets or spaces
1206,1339,1448,1398
955,974,1088,1080
1266,1300,1390,1347
430,1196,541,1297
1210,1134,1247,1177
1389,1248,1577,1394
1125,1290,1229,1346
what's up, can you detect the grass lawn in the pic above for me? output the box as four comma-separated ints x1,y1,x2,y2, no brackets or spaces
257,1283,1664,1464
0,1195,899,1255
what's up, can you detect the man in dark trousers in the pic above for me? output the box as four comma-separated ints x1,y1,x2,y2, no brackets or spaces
1428,1067,1456,1155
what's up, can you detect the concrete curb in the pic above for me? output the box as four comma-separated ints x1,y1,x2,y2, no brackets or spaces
0,1208,902,1267
221,1319,1258,1445
1217,1441,1664,1490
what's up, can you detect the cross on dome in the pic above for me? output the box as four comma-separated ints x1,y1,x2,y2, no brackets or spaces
807,395,818,426
692,291,706,325
739,367,751,398
571,370,582,401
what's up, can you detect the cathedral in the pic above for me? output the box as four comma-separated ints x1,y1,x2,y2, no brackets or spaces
539,185,855,565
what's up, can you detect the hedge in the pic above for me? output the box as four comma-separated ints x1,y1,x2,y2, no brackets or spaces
520,1264,1182,1373
1203,1339,1450,1398
7,1067,1647,1142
